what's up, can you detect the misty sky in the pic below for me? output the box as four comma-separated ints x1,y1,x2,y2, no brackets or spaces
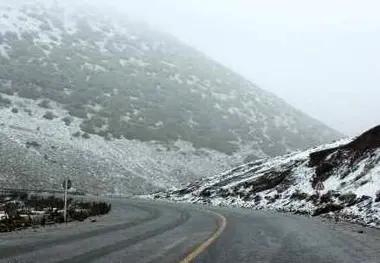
97,0,379,136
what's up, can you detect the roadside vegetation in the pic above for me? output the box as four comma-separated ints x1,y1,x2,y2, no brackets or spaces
0,190,111,232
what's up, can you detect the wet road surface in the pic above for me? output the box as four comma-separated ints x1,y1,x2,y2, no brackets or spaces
0,198,379,263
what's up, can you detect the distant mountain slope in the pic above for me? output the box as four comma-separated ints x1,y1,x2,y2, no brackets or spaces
0,0,340,155
0,92,232,194
155,126,380,228
0,0,341,194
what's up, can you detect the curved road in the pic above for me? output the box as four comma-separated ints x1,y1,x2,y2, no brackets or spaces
0,198,379,263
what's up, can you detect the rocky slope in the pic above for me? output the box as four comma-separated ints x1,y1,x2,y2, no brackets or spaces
0,0,341,194
154,126,380,228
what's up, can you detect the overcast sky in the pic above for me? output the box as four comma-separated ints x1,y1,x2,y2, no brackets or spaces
98,0,379,136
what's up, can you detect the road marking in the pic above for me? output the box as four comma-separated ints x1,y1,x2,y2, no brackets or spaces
179,210,227,263
164,236,189,251
144,236,189,263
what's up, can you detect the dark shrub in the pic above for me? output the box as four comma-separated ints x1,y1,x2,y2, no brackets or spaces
254,195,262,203
68,209,89,222
242,194,253,201
375,190,380,202
72,131,81,138
68,106,88,119
7,190,28,201
80,120,96,134
359,179,369,186
11,108,18,113
320,191,335,203
62,116,73,126
356,195,372,205
219,189,230,198
43,111,56,120
37,99,51,109
0,195,111,232
290,190,308,201
26,141,41,149
24,108,32,116
200,189,211,197
82,133,91,139
19,191,28,201
313,203,344,216
267,196,277,204
338,192,357,206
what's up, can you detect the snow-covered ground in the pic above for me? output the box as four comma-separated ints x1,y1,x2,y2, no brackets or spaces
152,126,380,228
0,93,234,194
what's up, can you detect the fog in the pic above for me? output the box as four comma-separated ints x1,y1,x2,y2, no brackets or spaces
89,0,379,135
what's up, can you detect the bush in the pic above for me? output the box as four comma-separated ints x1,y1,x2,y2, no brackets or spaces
80,120,96,134
26,141,41,149
356,195,372,205
320,192,333,203
82,133,91,139
37,99,51,109
24,108,32,116
90,116,105,128
375,190,380,202
43,111,56,120
254,195,262,203
62,116,73,126
0,194,112,232
7,190,28,201
11,108,18,113
199,188,211,197
338,192,357,206
68,106,88,119
68,209,89,222
72,131,81,138
313,203,343,216
88,201,111,216
267,195,278,204
290,190,308,201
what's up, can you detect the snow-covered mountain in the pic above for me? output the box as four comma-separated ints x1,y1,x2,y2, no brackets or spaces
154,126,380,228
0,0,341,194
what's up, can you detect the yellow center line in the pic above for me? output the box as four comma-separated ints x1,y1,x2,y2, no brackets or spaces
179,210,227,263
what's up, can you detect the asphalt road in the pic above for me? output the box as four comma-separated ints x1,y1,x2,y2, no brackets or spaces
0,198,379,263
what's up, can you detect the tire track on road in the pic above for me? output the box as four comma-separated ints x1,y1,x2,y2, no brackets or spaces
0,203,161,259
55,210,190,263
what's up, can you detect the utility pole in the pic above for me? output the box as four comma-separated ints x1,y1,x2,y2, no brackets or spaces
63,177,68,222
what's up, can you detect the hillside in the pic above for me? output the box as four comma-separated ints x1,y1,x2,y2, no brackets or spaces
0,0,341,194
154,126,380,228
